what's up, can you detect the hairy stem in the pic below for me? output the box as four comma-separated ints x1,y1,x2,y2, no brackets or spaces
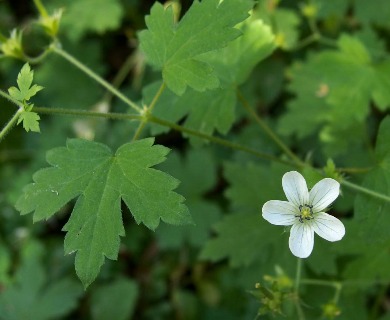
0,89,24,108
132,82,166,141
102,53,135,104
294,258,305,320
33,106,294,166
340,179,390,203
29,106,390,204
0,108,23,142
237,90,305,167
52,45,142,113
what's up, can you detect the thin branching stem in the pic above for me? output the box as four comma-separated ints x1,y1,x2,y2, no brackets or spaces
52,45,142,113
132,82,166,141
237,90,305,167
0,108,23,142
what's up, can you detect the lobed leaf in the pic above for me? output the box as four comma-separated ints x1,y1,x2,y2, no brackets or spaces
16,138,191,287
139,0,253,95
17,111,40,132
8,63,43,102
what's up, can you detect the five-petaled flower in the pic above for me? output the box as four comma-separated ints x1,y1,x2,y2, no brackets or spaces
262,171,345,258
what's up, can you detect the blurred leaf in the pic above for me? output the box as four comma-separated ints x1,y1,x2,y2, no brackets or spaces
0,240,83,320
223,162,286,210
16,138,191,287
354,0,390,28
139,0,253,95
200,213,276,267
91,278,138,320
353,117,390,243
254,2,300,50
59,0,124,41
156,200,221,249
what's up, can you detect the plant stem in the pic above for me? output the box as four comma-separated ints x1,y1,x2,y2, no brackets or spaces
33,106,294,166
300,279,341,288
0,89,24,108
294,258,305,320
295,258,302,292
33,0,49,17
0,108,22,142
237,90,305,167
132,82,166,141
337,166,373,174
23,48,52,64
102,53,135,104
148,115,294,165
52,45,142,113
34,107,143,122
30,106,390,204
340,179,390,203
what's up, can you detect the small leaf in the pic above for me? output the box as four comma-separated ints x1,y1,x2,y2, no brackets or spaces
16,138,191,287
8,63,43,102
17,111,41,132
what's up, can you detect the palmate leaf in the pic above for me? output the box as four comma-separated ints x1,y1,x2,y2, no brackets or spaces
144,17,275,142
8,63,43,102
16,138,191,287
17,110,40,132
138,0,253,95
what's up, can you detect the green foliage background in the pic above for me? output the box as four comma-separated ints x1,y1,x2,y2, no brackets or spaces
0,0,390,319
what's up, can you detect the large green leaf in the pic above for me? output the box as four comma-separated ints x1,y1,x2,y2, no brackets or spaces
138,0,253,95
144,17,275,142
16,138,191,287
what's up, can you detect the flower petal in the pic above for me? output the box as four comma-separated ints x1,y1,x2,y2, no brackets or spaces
312,213,345,242
289,223,314,258
262,200,298,226
309,178,340,212
282,171,309,207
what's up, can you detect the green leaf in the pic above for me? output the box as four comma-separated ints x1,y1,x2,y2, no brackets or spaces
17,111,40,133
7,63,43,102
199,213,277,267
144,17,274,142
223,162,287,211
278,34,390,157
16,138,191,287
91,278,138,320
353,116,390,243
0,240,83,320
59,0,124,41
139,0,253,95
204,17,275,85
354,0,390,28
254,3,300,50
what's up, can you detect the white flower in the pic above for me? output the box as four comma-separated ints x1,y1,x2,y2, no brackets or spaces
262,171,345,258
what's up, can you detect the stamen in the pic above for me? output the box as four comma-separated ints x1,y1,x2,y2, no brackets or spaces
296,204,313,223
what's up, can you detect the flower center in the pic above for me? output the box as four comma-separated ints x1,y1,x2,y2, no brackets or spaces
295,204,313,223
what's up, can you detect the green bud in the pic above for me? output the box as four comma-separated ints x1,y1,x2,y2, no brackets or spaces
0,29,24,59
